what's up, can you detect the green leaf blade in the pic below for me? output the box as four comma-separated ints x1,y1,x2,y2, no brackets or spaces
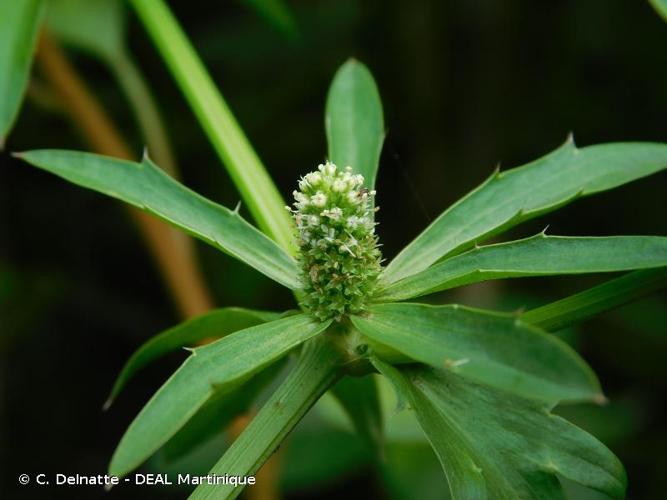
109,314,330,478
326,59,385,190
331,375,383,452
372,359,486,499
523,268,667,332
396,365,626,499
190,335,342,500
377,235,667,302
105,307,280,408
382,140,667,284
0,0,45,145
352,303,602,405
17,149,300,289
129,0,295,252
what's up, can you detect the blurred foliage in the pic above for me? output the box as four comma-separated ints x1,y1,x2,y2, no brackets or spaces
2,1,667,499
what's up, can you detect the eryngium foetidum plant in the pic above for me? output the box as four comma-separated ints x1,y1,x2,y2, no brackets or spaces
288,163,381,321
18,52,667,500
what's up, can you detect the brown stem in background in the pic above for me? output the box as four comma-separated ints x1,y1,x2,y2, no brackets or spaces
34,31,280,500
34,31,213,319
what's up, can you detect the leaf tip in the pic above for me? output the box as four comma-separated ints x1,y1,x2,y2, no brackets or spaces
593,393,609,406
102,397,114,412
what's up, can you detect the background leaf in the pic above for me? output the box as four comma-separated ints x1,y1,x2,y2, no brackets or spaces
238,0,298,38
46,0,124,61
106,307,280,408
330,375,383,452
651,0,667,22
0,0,45,145
109,314,329,478
353,303,602,404
377,235,667,301
17,150,300,289
326,59,385,191
382,140,667,284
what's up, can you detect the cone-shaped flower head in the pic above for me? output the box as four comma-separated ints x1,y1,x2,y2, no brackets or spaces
287,162,382,321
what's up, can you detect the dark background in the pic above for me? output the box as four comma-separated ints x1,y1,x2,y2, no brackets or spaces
2,0,667,498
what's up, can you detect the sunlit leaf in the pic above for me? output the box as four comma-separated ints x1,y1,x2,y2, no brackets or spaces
352,303,602,404
106,307,280,408
109,314,329,478
377,361,626,499
382,140,667,284
376,235,667,301
17,150,300,289
0,0,45,145
326,59,385,191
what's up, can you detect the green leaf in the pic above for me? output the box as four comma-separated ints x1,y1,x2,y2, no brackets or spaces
523,268,667,332
651,0,667,22
160,359,285,463
190,335,342,500
382,140,667,284
372,359,485,499
239,0,298,38
129,0,295,253
280,412,373,492
352,303,602,405
0,0,45,145
376,235,667,302
326,59,385,191
105,307,280,409
382,363,627,499
46,0,124,61
330,375,383,452
109,314,330,478
16,150,300,289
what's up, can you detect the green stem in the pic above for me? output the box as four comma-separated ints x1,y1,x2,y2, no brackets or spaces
190,335,342,500
129,0,295,253
110,51,178,177
523,268,667,332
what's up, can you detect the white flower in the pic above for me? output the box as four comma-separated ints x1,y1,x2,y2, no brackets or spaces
292,191,309,208
332,179,347,192
347,190,361,204
346,215,360,228
322,207,343,220
311,192,327,207
305,171,322,186
324,162,337,176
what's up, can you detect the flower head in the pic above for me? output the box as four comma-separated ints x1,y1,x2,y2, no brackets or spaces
288,162,382,321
